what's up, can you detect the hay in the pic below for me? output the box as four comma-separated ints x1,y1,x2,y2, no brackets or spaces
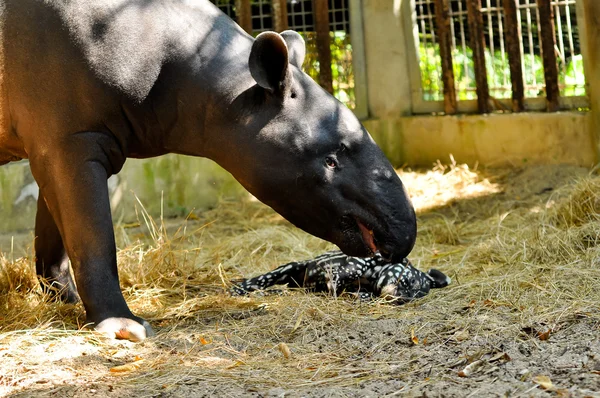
1,163,600,396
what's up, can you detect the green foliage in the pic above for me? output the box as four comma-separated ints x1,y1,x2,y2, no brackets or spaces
419,42,586,101
301,31,355,109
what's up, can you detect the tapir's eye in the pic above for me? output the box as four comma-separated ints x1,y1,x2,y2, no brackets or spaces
325,156,338,169
340,143,347,152
291,91,297,99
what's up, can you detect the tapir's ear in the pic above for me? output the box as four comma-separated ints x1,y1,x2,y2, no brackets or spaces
280,30,306,69
249,31,290,93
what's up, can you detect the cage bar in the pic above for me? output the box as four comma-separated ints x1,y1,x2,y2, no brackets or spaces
313,0,333,94
434,0,457,114
235,0,252,34
503,0,524,112
272,0,289,32
537,0,560,111
466,0,490,113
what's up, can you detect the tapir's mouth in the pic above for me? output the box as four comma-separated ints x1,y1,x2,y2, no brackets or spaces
356,219,377,253
355,218,392,261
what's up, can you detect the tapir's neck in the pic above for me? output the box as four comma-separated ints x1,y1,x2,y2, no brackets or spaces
145,4,257,162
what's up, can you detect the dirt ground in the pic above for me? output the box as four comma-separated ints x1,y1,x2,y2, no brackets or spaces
1,163,600,397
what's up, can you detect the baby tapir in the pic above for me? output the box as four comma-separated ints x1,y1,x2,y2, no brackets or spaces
231,251,451,303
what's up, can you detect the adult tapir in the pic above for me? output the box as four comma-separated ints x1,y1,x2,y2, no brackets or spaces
0,0,417,341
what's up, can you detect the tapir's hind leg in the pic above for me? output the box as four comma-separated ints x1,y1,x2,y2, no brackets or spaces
35,196,79,303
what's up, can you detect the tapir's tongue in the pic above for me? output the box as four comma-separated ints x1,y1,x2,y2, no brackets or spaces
357,220,377,253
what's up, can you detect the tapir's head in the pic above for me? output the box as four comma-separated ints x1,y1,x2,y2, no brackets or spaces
226,31,416,261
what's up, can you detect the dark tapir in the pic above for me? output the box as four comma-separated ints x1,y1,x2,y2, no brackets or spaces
0,0,417,341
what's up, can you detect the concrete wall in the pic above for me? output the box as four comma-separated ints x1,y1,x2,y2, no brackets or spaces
0,156,245,234
361,0,413,118
367,112,595,167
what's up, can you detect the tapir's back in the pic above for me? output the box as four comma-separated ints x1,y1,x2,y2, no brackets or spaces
0,0,245,162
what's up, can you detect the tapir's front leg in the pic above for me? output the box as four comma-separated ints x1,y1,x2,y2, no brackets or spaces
35,195,79,303
29,132,153,341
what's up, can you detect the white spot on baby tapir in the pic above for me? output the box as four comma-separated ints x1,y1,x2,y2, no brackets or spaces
14,181,39,205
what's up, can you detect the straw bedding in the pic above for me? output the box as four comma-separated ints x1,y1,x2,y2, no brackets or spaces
1,162,599,397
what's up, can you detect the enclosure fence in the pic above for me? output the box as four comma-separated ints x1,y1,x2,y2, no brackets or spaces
412,0,588,114
210,0,355,108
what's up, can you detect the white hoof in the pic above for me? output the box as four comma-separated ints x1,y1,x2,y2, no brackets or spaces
95,317,155,342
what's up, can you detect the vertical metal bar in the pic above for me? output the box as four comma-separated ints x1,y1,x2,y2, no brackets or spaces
349,0,369,119
434,0,457,114
504,0,525,112
497,1,508,91
417,1,431,99
525,0,537,93
466,0,490,113
405,0,430,111
425,2,441,99
555,2,565,65
536,0,560,111
235,0,252,34
313,0,333,94
457,0,470,92
485,0,495,87
272,0,289,32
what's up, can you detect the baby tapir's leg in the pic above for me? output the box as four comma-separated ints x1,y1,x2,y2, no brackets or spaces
230,260,312,295
325,256,370,294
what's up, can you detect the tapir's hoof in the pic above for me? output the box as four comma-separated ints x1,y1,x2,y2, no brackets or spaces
95,318,155,342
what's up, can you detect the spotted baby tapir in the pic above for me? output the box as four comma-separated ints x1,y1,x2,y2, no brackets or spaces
231,251,451,303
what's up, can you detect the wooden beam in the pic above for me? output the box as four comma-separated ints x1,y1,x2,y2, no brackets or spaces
503,0,524,112
272,0,288,32
313,0,333,94
235,0,252,35
466,0,490,113
536,0,560,112
434,0,457,114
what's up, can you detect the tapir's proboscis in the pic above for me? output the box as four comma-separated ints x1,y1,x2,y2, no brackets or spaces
0,0,417,341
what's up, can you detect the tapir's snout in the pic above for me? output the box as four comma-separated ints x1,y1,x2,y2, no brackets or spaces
378,176,418,261
333,166,417,262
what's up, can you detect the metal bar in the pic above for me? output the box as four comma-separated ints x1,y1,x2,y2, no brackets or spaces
417,1,432,98
575,0,590,98
349,0,369,119
411,95,588,115
405,0,428,112
536,0,560,111
457,0,470,87
434,0,456,114
235,0,252,34
525,0,538,93
272,0,289,32
313,0,333,94
497,1,508,91
466,0,490,113
503,0,525,112
485,0,495,81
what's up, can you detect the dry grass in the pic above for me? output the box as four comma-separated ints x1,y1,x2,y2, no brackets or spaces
1,162,600,397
